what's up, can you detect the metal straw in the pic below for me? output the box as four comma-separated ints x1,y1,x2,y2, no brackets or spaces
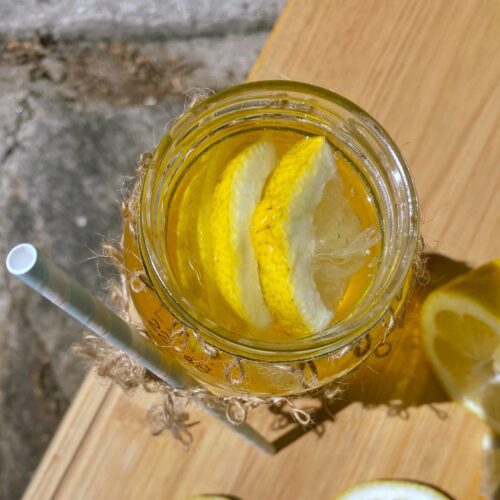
6,243,274,454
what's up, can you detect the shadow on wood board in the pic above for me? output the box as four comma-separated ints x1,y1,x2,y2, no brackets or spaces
268,253,471,453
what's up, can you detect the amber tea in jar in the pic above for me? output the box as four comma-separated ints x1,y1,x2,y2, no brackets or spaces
122,81,419,396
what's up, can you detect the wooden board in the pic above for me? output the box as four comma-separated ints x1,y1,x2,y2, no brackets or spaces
24,1,500,499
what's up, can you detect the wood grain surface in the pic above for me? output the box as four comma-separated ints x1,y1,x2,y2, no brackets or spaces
24,1,500,499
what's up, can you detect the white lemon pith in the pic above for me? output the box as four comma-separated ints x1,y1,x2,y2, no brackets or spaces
252,136,336,336
211,140,277,328
335,479,450,499
314,164,380,308
421,259,500,432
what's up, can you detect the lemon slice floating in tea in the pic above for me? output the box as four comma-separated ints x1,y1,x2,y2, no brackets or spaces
176,168,205,290
421,259,500,432
211,140,277,329
252,136,337,336
335,479,451,499
177,133,380,337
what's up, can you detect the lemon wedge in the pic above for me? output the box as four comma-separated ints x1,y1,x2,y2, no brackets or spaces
211,140,277,328
252,136,336,336
335,479,450,499
421,259,500,432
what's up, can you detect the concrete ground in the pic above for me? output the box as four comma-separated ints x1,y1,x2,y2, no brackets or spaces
0,2,284,498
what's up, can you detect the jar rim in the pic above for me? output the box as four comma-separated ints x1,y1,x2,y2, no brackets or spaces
138,80,419,362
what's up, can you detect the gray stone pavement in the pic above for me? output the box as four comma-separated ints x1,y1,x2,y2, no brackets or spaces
0,0,284,40
0,2,284,498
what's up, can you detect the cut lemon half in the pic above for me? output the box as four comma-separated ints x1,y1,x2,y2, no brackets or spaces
335,479,450,499
211,140,277,329
421,259,500,432
252,136,336,336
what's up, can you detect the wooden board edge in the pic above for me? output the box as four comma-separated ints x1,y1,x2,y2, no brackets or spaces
22,372,112,500
246,0,294,81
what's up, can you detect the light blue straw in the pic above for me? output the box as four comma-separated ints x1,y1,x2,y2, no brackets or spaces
6,243,274,454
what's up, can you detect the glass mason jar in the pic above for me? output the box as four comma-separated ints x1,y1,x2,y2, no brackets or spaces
122,81,419,397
